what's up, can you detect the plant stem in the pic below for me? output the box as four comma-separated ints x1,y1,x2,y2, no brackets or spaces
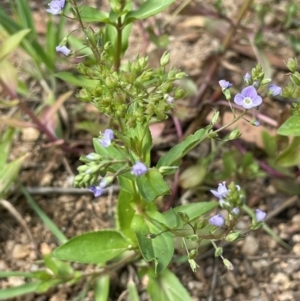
114,17,123,71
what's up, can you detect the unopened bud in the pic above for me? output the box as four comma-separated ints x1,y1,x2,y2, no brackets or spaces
160,52,170,67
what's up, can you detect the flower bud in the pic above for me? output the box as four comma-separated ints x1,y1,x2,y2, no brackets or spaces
214,247,223,257
286,58,298,73
223,258,234,270
160,52,170,67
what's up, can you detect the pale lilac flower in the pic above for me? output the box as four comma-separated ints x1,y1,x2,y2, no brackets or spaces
219,80,232,90
89,178,108,197
209,214,225,227
234,86,262,109
232,207,240,215
269,84,282,96
99,129,114,147
210,182,229,199
244,73,251,83
46,0,65,15
89,185,104,197
56,45,71,56
252,120,261,127
131,162,148,176
255,209,266,222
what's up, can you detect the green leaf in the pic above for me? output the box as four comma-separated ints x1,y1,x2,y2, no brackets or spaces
0,29,31,62
163,202,218,229
15,0,37,37
116,185,137,242
124,0,176,24
0,282,41,300
277,115,300,136
20,185,68,244
94,275,110,301
52,230,130,264
36,279,64,293
0,271,34,278
147,268,193,301
75,121,103,136
261,131,277,158
157,128,208,169
275,136,300,167
0,154,28,198
0,127,15,168
44,255,74,277
136,169,170,203
179,165,206,189
76,6,110,23
131,212,174,273
55,72,98,88
127,279,140,301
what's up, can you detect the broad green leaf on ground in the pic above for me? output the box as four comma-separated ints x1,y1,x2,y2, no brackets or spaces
0,282,41,300
124,0,176,24
76,6,110,23
163,202,218,229
275,136,300,167
179,164,207,189
52,230,130,264
157,128,208,169
147,268,193,301
136,169,170,202
131,212,174,273
277,115,300,136
55,72,98,88
0,29,30,62
261,131,277,158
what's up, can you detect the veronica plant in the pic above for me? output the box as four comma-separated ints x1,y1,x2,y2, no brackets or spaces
1,0,276,299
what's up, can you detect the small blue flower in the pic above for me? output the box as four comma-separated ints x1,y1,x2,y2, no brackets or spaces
269,84,282,96
56,45,71,56
99,129,114,147
209,214,225,227
251,120,261,127
219,80,233,90
131,162,148,176
46,0,65,15
234,86,262,109
89,185,104,197
232,207,240,215
210,182,229,199
255,209,266,222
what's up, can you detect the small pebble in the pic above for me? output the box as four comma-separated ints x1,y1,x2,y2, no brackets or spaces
242,235,259,256
292,243,300,255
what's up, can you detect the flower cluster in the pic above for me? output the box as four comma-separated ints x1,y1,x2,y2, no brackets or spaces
98,129,114,147
209,182,267,228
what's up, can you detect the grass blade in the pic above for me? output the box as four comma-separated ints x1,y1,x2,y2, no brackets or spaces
20,185,68,244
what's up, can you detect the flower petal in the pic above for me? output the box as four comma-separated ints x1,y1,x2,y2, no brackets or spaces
241,86,257,98
234,94,244,105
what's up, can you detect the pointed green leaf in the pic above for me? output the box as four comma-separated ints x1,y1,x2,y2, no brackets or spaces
147,268,193,301
275,136,300,167
136,169,170,203
52,230,130,264
0,282,41,300
76,6,110,23
55,72,98,88
0,127,15,167
157,128,208,169
163,202,218,229
0,29,31,62
277,115,300,136
125,0,176,23
131,212,174,273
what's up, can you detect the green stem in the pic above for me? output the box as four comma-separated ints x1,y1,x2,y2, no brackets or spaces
114,17,123,71
214,110,247,134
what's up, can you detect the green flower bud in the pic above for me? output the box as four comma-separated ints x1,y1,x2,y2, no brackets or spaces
211,110,220,125
261,78,271,85
291,72,300,85
225,232,240,242
227,129,242,140
286,58,298,73
223,258,234,270
214,247,223,257
76,89,91,102
138,57,148,69
174,88,185,99
77,165,89,173
158,166,178,175
175,72,187,79
178,212,189,223
160,52,170,67
85,165,101,175
188,249,198,260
